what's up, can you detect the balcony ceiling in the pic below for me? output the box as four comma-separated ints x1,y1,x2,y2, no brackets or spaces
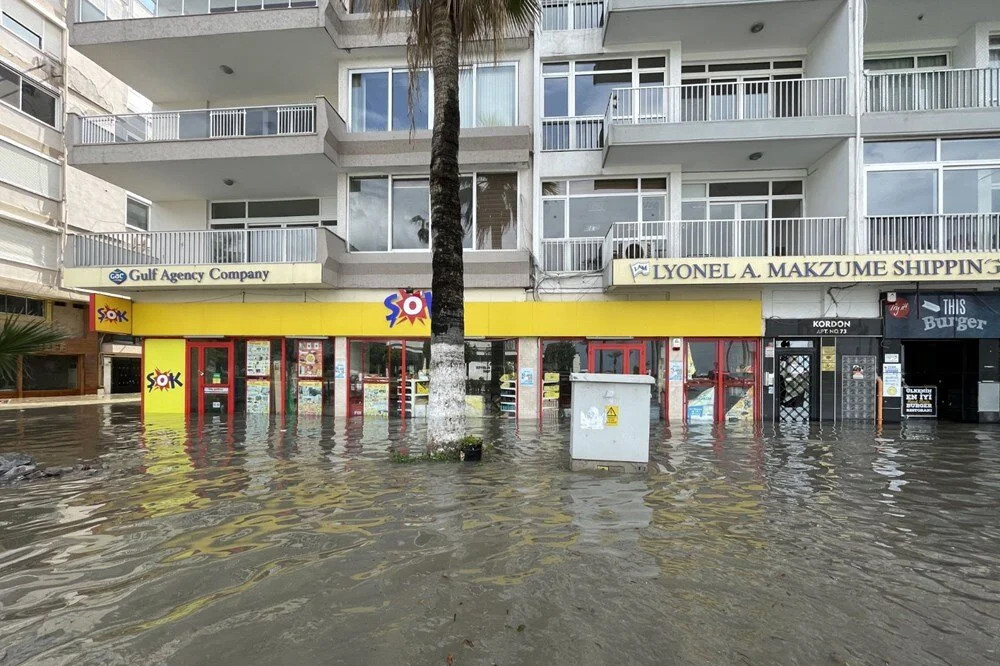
73,26,339,105
864,0,999,45
605,135,843,171
605,0,842,55
74,153,338,201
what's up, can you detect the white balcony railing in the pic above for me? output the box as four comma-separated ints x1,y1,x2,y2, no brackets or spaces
865,68,1000,113
540,237,604,272
77,0,318,22
77,103,316,145
69,228,323,268
867,214,1000,254
541,117,604,151
541,0,605,30
606,77,848,126
603,218,851,266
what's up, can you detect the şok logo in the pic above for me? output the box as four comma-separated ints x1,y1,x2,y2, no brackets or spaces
146,369,183,393
96,304,128,324
109,269,127,285
384,289,432,328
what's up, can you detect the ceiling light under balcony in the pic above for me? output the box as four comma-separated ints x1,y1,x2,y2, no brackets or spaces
750,22,765,34
220,65,235,75
223,179,235,186
748,152,763,161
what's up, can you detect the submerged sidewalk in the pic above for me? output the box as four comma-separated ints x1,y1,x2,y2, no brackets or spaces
0,394,140,411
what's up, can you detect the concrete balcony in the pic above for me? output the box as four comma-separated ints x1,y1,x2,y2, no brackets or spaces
542,217,851,273
602,78,853,169
70,0,412,103
863,68,1000,138
337,125,533,171
63,227,339,289
603,0,844,54
67,99,341,200
65,227,533,290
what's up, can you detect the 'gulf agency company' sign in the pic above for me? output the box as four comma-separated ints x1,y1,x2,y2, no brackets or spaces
613,253,1000,287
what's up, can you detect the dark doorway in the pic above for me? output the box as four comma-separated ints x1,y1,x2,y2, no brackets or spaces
902,339,979,421
110,357,140,394
776,346,818,422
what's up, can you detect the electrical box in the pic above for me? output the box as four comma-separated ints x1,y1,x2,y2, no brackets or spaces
569,373,655,471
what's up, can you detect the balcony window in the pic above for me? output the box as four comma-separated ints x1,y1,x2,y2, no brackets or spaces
0,63,57,128
126,196,150,231
680,60,804,122
350,68,429,132
991,35,1000,68
542,177,667,240
210,198,325,227
541,57,665,150
865,138,1000,252
681,180,804,256
349,63,516,131
863,54,949,72
349,173,518,251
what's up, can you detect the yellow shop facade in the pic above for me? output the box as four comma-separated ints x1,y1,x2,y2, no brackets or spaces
76,270,763,424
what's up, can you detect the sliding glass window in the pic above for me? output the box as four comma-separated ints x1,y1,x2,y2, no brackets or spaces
350,173,518,251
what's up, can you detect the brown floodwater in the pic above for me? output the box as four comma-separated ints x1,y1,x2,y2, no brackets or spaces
0,405,998,665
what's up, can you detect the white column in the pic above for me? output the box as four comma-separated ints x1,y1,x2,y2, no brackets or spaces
333,336,348,418
518,337,540,420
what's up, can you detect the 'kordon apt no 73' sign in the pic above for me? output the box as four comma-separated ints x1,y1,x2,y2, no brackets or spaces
884,292,1000,339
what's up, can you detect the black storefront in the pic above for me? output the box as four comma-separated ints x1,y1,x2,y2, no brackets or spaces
764,318,882,423
882,291,1000,423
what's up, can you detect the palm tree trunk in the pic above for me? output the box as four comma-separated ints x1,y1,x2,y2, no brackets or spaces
427,0,466,451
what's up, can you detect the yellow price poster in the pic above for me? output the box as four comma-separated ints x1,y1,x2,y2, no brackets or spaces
605,404,619,426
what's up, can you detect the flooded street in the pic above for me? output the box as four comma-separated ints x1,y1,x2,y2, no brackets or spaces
1,406,998,665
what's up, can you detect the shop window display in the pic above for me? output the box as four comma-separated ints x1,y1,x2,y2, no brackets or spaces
283,339,335,416
465,340,517,415
22,355,79,391
684,339,759,424
542,339,588,416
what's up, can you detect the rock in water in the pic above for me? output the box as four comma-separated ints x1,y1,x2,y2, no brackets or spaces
1,453,38,483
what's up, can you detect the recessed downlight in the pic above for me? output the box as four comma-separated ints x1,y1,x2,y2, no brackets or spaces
748,152,763,161
750,22,765,34
219,65,234,75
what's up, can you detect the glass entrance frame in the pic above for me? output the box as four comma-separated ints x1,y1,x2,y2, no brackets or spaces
186,340,236,417
683,338,761,424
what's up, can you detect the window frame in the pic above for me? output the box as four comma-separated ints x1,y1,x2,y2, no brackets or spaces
125,194,151,232
863,138,1000,216
540,176,668,240
348,61,519,131
347,171,520,252
862,52,950,73
0,59,60,129
1,11,42,50
208,197,325,229
542,56,668,120
680,179,805,220
348,66,433,132
680,58,804,83
989,34,1000,68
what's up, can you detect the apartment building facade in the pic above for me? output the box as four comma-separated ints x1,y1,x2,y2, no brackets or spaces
62,0,1000,424
0,0,143,401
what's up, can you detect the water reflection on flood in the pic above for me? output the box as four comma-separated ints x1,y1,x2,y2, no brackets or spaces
1,406,999,665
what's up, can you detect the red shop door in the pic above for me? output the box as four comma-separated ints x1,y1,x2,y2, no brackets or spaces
588,342,647,375
187,341,235,417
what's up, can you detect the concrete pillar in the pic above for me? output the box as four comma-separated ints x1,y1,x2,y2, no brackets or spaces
333,336,348,418
518,337,539,420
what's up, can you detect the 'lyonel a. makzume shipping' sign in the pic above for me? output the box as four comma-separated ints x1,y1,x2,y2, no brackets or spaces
884,292,1000,338
614,253,1000,286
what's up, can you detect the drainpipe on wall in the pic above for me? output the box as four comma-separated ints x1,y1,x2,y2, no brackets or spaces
56,21,71,295
853,0,864,253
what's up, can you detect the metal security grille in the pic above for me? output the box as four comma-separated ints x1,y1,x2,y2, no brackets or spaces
842,355,877,421
778,353,811,422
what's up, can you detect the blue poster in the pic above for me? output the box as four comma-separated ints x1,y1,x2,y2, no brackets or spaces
519,368,534,387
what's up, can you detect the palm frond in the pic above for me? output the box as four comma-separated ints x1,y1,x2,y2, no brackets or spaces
365,0,539,124
0,316,66,381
